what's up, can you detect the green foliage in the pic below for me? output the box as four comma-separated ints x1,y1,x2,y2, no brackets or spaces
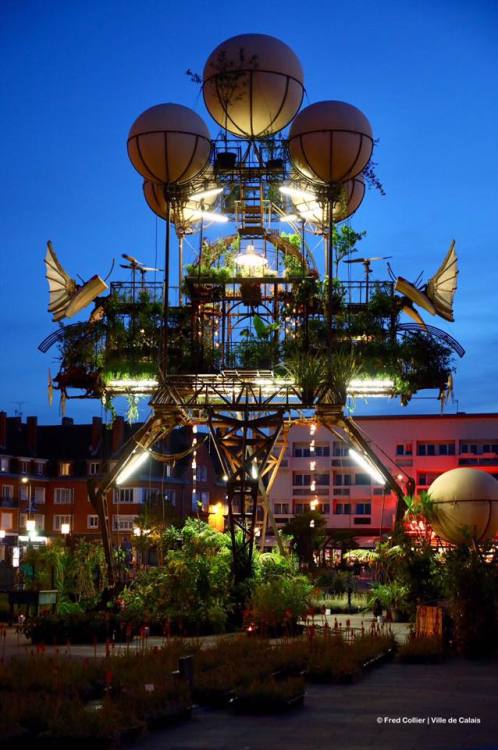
121,519,233,634
367,582,409,611
437,545,498,658
247,575,313,633
403,491,435,521
333,225,366,273
283,511,326,568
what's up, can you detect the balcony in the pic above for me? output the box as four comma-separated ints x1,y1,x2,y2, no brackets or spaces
0,497,19,508
459,457,498,467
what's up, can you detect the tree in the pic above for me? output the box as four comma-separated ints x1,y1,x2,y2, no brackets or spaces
283,511,326,569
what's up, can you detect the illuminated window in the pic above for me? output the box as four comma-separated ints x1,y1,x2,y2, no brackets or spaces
53,514,72,531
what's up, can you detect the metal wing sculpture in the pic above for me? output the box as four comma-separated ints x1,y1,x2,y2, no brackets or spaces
395,240,458,324
45,241,108,322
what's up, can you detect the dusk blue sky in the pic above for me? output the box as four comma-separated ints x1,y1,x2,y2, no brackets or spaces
1,0,497,425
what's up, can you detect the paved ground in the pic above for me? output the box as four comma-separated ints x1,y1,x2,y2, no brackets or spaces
0,614,410,659
137,658,498,750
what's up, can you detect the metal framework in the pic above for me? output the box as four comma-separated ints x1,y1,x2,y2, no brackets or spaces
44,133,460,586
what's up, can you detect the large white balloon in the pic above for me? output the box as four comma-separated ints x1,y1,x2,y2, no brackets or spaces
128,103,211,185
203,33,304,137
428,468,498,544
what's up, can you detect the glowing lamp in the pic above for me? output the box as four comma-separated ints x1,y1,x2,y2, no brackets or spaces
235,245,268,276
116,450,149,485
349,448,386,485
60,523,70,535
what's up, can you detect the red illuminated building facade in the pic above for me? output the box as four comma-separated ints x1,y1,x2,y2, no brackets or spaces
269,413,498,546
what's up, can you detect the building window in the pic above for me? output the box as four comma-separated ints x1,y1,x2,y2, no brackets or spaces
19,484,29,501
59,462,71,476
33,486,45,504
294,503,306,514
355,473,371,486
417,472,441,487
321,503,330,514
19,460,30,474
88,462,100,476
34,462,44,476
293,473,329,486
197,465,208,482
354,517,371,525
332,442,349,457
334,473,352,486
54,488,74,504
114,488,135,504
334,503,351,515
0,512,13,530
274,503,289,515
0,457,9,473
293,444,330,458
87,515,99,529
1,485,13,499
417,442,455,456
396,443,413,456
355,503,371,515
53,514,72,531
112,515,136,531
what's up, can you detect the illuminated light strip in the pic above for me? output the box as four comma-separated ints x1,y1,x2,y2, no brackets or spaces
116,450,149,485
279,214,298,222
279,185,317,201
189,187,223,202
107,378,159,390
189,210,228,223
349,448,386,485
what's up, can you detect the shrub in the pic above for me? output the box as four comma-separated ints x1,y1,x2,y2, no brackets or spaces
397,635,444,664
248,575,313,634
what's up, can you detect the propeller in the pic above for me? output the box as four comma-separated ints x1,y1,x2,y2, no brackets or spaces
343,256,392,265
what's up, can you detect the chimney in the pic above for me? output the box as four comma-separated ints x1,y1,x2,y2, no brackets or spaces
27,416,37,455
91,416,103,453
62,417,74,426
0,412,6,449
112,416,125,454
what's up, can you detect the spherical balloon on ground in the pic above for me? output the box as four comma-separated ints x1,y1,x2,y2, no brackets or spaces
428,468,498,544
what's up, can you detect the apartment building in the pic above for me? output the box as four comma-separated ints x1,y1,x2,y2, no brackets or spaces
0,412,223,552
269,413,498,546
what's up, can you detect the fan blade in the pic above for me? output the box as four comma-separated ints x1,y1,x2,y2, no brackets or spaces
401,303,428,329
395,277,436,316
426,240,458,322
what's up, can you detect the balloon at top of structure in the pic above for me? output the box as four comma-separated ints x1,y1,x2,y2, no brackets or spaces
202,33,304,138
427,468,498,545
128,103,211,185
288,101,373,184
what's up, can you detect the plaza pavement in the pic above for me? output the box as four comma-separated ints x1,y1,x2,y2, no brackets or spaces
137,657,498,750
0,613,409,659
